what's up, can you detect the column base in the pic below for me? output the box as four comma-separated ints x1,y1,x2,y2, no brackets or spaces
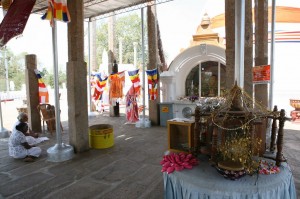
47,143,74,162
0,128,10,138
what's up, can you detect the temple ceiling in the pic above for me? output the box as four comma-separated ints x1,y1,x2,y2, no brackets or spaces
31,0,173,20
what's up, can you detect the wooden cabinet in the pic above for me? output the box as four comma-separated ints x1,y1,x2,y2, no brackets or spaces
167,119,194,153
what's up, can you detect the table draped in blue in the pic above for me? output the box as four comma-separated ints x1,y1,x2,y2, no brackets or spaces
163,158,296,199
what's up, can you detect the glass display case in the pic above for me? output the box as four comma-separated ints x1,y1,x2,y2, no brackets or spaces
167,119,195,153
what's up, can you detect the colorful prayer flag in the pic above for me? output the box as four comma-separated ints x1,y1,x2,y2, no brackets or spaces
118,71,126,88
92,74,108,101
128,69,140,94
41,0,71,26
146,68,158,100
109,71,125,99
34,69,49,104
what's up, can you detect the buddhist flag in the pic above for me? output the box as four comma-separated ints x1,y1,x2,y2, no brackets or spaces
41,0,71,26
118,71,126,88
93,74,108,101
109,71,125,99
128,69,140,94
146,68,158,100
34,69,49,104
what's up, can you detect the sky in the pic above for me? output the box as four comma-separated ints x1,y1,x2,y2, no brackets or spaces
1,0,300,71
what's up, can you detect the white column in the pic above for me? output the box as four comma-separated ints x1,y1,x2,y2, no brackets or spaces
4,49,9,97
160,73,175,102
87,18,92,112
235,0,245,88
133,42,138,69
269,0,276,110
218,62,221,96
199,63,202,97
119,37,123,64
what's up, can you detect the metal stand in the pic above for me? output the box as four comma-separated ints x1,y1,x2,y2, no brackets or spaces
47,20,74,162
135,8,150,129
135,117,151,128
47,143,74,162
0,100,10,138
0,128,9,138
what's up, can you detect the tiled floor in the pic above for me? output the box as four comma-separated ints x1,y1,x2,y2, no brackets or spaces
0,101,299,198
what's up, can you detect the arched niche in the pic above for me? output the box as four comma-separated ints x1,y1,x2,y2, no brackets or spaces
168,43,226,99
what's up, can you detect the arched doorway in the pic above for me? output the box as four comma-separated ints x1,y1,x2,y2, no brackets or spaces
185,61,226,97
162,43,226,101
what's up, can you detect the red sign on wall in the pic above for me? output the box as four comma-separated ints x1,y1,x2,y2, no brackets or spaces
253,65,270,83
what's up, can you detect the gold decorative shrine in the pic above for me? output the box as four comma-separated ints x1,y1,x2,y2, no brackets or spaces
193,83,288,173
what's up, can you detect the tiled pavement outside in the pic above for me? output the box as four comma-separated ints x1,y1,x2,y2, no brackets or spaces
0,100,300,199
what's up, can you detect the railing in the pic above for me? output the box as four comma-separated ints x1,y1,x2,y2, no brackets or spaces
0,91,26,102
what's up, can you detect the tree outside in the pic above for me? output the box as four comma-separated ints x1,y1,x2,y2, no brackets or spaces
0,48,66,92
0,49,26,91
95,12,148,69
1,13,145,93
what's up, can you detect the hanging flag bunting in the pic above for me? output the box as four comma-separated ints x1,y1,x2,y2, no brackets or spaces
146,68,158,100
34,69,49,104
92,74,108,101
41,0,71,26
128,69,141,95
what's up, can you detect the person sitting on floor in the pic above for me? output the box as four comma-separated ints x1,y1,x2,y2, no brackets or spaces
13,112,49,146
13,112,39,138
8,122,42,162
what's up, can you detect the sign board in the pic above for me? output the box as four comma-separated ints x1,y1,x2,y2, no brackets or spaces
253,65,270,83
162,106,169,113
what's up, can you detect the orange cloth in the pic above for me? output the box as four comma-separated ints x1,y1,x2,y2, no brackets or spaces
109,71,125,99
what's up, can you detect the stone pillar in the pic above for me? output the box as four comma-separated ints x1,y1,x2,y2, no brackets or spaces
226,0,253,96
108,14,119,117
254,0,269,154
254,0,268,107
147,3,159,125
225,0,235,90
119,37,123,65
67,0,89,152
108,15,116,74
244,0,253,97
91,20,97,72
133,42,138,69
25,54,41,133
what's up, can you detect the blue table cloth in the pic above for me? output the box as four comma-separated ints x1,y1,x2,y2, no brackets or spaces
163,158,296,199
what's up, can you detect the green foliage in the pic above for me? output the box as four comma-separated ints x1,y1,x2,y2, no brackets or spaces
58,68,67,87
0,48,66,91
96,13,148,69
0,49,26,91
41,68,66,89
